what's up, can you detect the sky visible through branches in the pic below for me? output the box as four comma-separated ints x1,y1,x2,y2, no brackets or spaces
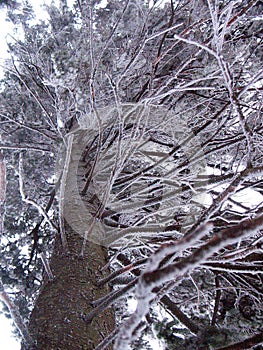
0,2,55,348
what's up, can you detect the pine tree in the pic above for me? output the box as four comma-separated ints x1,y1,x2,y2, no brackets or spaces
0,1,262,349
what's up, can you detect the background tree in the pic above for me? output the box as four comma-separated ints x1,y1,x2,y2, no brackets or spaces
0,0,262,349
0,0,19,8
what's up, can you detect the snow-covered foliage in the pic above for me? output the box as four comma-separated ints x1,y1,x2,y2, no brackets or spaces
0,0,262,349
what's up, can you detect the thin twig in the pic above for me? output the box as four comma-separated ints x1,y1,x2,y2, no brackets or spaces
18,153,57,230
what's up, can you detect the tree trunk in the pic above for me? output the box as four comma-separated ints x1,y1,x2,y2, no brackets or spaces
28,224,114,350
28,132,115,349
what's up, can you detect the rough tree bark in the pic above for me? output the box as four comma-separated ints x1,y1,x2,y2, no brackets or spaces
27,131,115,350
28,230,114,350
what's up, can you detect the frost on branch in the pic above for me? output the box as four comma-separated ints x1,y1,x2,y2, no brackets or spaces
115,214,263,349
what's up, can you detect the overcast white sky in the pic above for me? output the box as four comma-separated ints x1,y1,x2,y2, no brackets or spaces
0,1,52,77
0,312,20,349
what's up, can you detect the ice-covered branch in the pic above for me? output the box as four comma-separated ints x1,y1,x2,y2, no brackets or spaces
115,214,263,349
187,166,263,234
39,251,54,281
18,153,57,231
58,135,74,251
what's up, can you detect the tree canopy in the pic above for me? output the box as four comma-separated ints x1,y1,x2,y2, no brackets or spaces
0,1,262,349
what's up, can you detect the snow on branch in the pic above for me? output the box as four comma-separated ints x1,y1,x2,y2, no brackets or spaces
58,135,75,251
39,251,54,281
18,153,57,231
188,165,263,234
115,214,263,349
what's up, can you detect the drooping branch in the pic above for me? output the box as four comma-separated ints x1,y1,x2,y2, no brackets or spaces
143,214,263,290
115,214,263,349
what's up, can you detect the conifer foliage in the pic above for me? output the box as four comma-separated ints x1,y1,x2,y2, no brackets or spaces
0,1,262,349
